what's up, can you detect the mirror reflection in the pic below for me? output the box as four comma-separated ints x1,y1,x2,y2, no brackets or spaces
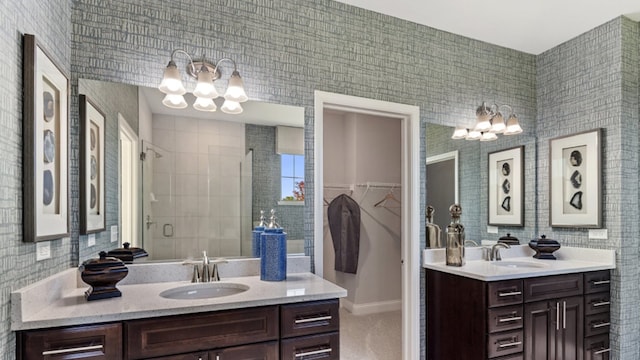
426,123,537,245
79,79,305,262
426,123,481,241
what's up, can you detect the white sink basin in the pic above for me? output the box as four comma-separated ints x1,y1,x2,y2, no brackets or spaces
491,261,550,269
160,282,249,300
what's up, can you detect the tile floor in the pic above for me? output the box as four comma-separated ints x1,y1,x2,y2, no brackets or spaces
339,308,402,359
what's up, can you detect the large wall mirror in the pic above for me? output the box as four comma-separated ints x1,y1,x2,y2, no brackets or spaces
78,79,305,262
426,123,537,244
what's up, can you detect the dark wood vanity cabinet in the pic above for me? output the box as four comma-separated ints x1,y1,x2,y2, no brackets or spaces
16,299,340,360
16,323,123,360
426,269,611,360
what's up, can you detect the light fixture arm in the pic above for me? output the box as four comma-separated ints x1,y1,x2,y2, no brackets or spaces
168,49,197,75
212,57,238,73
496,104,514,116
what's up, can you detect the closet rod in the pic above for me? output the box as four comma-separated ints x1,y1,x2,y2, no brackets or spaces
324,183,355,190
355,182,401,188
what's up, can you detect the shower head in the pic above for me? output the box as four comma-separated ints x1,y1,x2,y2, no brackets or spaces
140,147,163,161
147,148,163,159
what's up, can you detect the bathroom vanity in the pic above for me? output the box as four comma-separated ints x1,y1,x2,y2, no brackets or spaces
423,245,615,360
11,258,346,359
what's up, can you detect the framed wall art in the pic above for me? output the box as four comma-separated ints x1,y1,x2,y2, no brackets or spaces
79,95,106,234
488,146,524,226
23,34,69,242
549,129,602,228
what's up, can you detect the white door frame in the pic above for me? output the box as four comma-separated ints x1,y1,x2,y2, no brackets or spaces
118,114,139,247
314,91,421,360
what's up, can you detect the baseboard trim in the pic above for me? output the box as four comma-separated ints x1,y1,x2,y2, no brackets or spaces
340,298,402,315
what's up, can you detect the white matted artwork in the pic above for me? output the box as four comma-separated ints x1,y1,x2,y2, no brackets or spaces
488,146,524,226
550,129,601,228
79,95,106,234
23,34,69,242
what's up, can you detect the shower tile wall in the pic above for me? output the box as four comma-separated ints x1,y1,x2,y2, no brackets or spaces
150,114,245,259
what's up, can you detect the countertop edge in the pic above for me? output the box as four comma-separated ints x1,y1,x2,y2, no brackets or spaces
12,289,347,331
422,245,616,281
423,262,615,281
11,272,347,331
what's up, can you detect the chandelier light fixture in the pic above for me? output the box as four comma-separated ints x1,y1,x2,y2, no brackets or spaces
452,102,523,141
158,49,248,114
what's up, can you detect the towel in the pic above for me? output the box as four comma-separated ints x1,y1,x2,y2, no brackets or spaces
327,194,361,274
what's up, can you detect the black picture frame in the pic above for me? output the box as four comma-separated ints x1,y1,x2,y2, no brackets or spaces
79,95,106,234
23,34,70,242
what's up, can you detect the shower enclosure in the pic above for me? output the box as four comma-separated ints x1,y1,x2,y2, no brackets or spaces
141,139,253,260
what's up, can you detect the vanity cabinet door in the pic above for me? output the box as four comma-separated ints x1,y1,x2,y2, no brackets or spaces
125,306,278,359
524,297,583,360
17,323,122,360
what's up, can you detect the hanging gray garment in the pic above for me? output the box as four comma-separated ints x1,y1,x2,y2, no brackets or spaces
327,194,361,274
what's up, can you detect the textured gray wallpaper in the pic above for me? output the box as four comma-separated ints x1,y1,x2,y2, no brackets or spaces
536,17,640,359
1,0,637,358
70,1,535,358
0,0,72,356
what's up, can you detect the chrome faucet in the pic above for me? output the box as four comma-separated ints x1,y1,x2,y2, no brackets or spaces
183,251,228,282
491,243,510,261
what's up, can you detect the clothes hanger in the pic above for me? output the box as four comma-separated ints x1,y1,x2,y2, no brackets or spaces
374,187,401,208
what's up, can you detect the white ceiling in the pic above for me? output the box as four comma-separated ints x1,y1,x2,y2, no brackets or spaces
334,0,640,54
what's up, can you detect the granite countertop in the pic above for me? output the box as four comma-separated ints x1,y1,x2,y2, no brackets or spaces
422,244,615,281
11,257,347,331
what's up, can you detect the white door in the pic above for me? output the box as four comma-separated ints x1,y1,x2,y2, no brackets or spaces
119,115,139,247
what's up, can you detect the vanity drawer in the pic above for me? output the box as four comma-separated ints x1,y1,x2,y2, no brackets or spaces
281,332,339,360
281,299,339,338
487,329,523,358
125,306,278,359
584,271,611,294
585,313,610,337
488,280,524,307
488,305,524,333
585,293,611,315
18,323,122,360
524,273,583,302
584,334,611,360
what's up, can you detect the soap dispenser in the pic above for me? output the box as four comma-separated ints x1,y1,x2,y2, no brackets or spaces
260,209,287,281
252,210,267,258
426,205,442,248
445,204,465,267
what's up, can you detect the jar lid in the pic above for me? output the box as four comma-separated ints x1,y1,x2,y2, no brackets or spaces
531,234,558,244
498,233,520,245
81,251,126,271
106,242,149,262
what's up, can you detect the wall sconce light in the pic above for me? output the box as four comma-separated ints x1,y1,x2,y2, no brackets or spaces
158,49,248,114
452,102,523,141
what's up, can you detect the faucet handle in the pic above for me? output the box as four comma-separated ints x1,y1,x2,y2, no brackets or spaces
191,264,201,283
491,242,511,261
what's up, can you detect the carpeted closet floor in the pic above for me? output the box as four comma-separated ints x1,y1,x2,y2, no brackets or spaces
339,308,402,359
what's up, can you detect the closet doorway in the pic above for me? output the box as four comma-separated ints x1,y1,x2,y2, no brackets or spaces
314,91,420,360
